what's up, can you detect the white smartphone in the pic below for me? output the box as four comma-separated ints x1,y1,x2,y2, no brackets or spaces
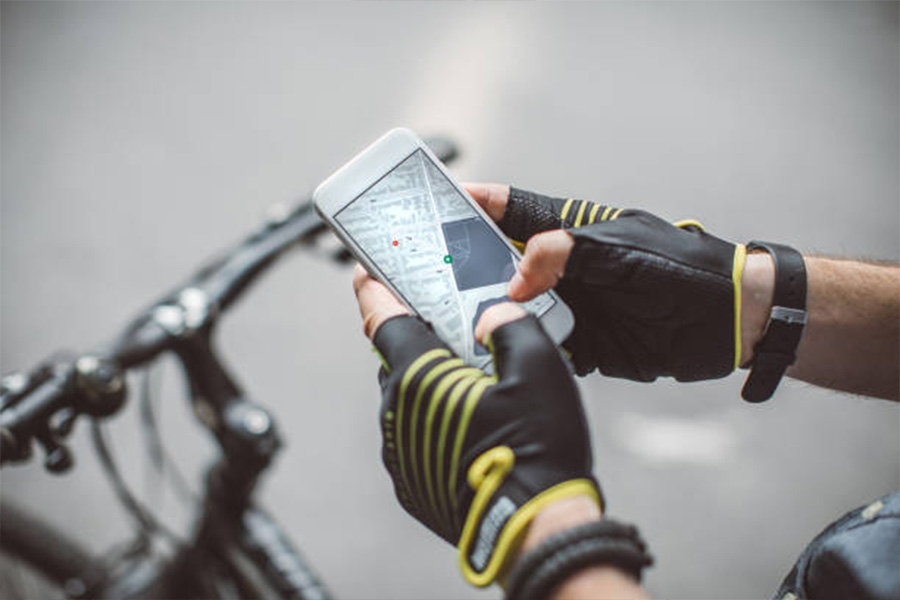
313,128,574,370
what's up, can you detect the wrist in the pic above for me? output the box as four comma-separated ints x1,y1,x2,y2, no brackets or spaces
740,251,775,367
507,494,604,595
518,494,602,557
508,500,651,600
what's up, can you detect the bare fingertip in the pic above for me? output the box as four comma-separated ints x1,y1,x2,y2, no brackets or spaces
475,302,527,343
507,272,524,298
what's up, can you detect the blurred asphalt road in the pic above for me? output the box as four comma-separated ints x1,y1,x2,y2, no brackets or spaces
2,2,898,599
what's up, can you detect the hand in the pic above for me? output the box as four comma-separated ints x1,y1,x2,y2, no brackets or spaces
352,265,602,587
465,184,750,382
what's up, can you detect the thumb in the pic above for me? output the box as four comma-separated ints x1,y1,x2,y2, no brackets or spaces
487,312,570,385
474,302,528,347
508,230,574,302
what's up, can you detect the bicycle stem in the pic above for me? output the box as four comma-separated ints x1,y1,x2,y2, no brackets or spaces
174,330,282,511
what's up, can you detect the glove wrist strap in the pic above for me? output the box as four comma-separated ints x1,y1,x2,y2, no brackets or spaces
459,476,602,587
503,519,653,600
741,241,807,403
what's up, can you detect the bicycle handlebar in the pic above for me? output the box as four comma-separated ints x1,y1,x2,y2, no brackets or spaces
0,369,69,461
1,135,460,469
0,203,326,467
111,130,457,365
105,202,327,369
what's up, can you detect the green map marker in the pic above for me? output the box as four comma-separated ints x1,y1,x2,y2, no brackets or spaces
443,254,453,264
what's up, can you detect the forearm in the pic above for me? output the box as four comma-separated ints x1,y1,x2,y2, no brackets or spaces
513,496,650,600
741,253,900,400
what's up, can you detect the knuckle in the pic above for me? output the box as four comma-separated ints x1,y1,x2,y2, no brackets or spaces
523,233,560,273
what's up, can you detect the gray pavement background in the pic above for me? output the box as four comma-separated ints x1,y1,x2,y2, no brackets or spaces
1,2,898,599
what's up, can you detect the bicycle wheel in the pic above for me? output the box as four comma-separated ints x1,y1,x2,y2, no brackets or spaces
0,500,94,599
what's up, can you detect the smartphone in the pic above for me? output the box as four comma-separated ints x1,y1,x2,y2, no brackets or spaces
313,128,574,370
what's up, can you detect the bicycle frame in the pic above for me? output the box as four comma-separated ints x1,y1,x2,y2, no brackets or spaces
73,321,331,599
28,204,335,600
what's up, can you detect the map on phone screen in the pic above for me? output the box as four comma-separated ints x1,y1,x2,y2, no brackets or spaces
335,149,554,366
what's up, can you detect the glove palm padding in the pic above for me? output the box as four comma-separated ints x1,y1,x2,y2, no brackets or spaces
374,315,601,586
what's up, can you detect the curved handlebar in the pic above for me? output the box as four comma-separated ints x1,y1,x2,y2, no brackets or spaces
1,135,460,469
107,132,459,367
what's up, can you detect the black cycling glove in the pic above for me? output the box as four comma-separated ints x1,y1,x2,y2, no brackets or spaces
373,314,602,587
500,187,746,381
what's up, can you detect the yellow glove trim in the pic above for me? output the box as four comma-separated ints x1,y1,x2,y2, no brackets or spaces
559,198,575,224
372,346,391,374
448,376,496,531
610,207,625,220
482,331,494,355
573,200,589,228
410,358,465,507
588,203,602,225
457,455,602,588
436,374,482,527
424,367,483,526
396,349,452,506
673,219,706,232
732,243,747,370
600,206,614,222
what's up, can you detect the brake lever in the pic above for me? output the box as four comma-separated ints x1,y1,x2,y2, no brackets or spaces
1,351,128,473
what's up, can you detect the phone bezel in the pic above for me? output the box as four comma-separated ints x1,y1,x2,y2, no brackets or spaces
313,127,574,359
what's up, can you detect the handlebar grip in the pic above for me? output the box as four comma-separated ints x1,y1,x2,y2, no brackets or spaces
0,368,73,470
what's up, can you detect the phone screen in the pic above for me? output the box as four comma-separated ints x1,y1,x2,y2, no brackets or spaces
335,148,554,365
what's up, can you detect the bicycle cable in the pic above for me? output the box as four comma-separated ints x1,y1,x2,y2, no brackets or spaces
140,365,165,513
138,362,197,507
89,419,184,551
